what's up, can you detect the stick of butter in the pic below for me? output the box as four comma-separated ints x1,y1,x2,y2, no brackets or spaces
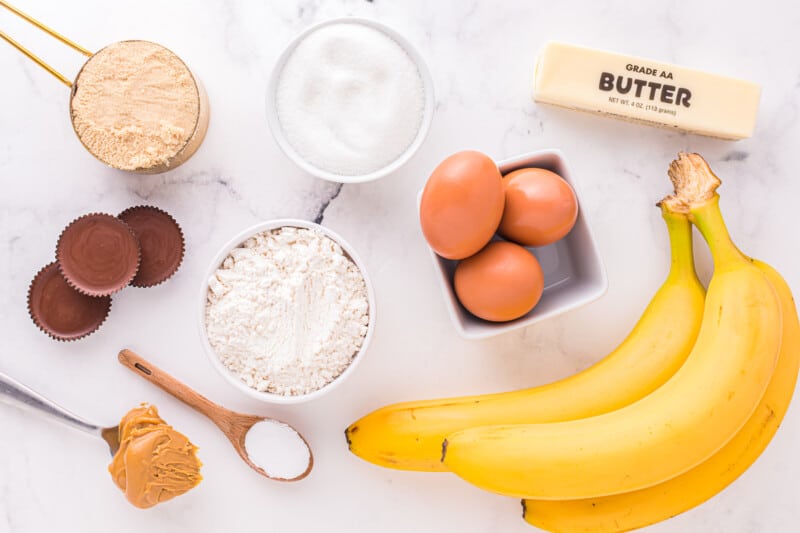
533,42,760,140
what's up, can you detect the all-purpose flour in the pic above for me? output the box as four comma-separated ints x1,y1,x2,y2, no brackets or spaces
205,227,369,395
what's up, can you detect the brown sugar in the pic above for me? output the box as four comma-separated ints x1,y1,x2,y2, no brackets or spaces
70,40,207,172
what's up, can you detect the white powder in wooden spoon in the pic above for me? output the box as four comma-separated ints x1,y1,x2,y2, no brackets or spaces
245,420,311,480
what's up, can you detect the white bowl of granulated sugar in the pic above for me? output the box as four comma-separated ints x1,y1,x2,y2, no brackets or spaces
266,17,435,183
199,219,375,404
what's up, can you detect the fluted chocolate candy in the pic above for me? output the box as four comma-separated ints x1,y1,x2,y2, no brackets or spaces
56,213,141,296
118,206,185,288
28,262,111,341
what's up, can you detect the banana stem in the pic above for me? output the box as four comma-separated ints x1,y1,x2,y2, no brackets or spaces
661,206,696,281
690,196,747,268
660,152,747,269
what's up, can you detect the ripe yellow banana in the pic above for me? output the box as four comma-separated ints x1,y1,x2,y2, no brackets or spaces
346,208,704,472
521,166,799,532
522,259,799,533
442,153,782,500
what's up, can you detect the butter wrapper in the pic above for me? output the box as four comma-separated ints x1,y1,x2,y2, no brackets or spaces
533,41,760,140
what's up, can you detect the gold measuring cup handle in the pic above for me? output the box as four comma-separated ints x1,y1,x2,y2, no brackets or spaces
0,0,91,87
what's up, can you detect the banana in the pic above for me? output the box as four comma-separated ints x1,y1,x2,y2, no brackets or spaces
346,208,704,472
522,258,799,532
441,153,782,500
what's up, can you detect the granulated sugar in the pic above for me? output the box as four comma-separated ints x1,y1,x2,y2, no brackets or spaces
205,227,369,396
245,420,311,480
275,22,425,176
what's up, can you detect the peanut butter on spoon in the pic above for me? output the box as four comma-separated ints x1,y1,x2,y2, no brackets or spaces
108,404,202,509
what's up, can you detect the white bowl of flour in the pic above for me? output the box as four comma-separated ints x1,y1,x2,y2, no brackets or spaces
199,219,375,404
266,18,435,183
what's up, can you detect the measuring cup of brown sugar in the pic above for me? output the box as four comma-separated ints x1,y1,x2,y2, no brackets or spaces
0,1,209,173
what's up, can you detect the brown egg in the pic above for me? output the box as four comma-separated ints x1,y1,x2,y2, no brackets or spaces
420,151,504,260
498,168,579,247
454,241,544,322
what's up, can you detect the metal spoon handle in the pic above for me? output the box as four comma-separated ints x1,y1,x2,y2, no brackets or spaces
0,371,100,434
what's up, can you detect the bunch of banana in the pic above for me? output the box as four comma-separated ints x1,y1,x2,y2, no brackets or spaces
521,156,800,531
345,153,798,531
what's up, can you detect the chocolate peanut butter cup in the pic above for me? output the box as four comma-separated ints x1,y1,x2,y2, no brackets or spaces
118,206,185,287
28,263,112,341
56,213,141,296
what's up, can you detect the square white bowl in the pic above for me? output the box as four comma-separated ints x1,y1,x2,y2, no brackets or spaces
422,149,607,339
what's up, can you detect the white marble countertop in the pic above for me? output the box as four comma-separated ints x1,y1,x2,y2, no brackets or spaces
1,0,798,531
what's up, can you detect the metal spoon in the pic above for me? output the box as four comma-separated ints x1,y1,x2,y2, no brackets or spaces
118,349,313,481
0,371,120,455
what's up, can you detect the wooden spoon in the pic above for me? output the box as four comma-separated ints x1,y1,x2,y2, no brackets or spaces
118,349,313,481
